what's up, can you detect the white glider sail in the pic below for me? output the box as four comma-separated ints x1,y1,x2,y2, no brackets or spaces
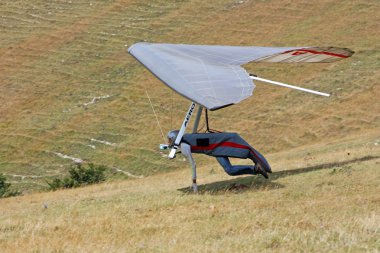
128,43,353,110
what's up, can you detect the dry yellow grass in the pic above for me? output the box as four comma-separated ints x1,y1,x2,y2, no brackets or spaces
1,132,379,252
0,0,379,191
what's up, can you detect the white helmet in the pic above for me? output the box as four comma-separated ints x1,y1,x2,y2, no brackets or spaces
167,130,179,144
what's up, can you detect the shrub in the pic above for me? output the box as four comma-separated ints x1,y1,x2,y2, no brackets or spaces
68,163,106,185
47,163,106,191
46,178,64,191
0,174,10,197
0,174,21,198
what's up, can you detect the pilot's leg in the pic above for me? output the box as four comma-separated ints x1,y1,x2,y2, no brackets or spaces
180,142,198,192
216,157,254,176
216,156,268,178
189,155,198,192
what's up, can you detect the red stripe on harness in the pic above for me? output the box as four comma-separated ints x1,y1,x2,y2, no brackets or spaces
191,141,248,151
191,141,266,167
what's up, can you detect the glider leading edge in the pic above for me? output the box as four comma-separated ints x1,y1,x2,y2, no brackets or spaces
128,43,354,192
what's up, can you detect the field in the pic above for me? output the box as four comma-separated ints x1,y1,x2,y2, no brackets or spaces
1,137,379,252
0,0,379,252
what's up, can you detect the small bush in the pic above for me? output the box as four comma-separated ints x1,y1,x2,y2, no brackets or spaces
0,174,21,198
46,178,64,191
47,163,106,191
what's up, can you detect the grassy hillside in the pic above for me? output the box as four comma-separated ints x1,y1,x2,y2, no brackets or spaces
0,0,379,191
0,138,379,252
0,1,379,251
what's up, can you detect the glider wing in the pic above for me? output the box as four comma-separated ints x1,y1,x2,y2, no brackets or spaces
128,43,353,110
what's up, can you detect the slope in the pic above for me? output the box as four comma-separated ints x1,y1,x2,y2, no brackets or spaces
0,0,379,193
0,135,379,252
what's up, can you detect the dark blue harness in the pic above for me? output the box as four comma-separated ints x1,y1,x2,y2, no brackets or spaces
182,132,271,174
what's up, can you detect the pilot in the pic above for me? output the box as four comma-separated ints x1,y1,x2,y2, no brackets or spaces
167,130,270,192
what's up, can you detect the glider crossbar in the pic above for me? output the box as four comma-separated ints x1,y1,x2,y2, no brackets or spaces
250,75,330,97
168,102,196,159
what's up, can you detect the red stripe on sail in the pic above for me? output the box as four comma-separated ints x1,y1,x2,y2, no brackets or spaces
282,49,349,58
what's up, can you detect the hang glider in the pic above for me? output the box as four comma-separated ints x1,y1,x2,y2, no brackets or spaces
128,43,353,110
128,42,354,158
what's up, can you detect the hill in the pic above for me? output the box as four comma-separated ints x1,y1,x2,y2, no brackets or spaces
0,0,379,251
0,138,379,252
0,0,379,192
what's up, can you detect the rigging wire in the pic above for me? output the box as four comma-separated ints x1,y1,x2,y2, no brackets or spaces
144,87,166,144
205,109,222,133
